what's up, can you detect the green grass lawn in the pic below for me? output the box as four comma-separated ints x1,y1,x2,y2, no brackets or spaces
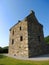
0,54,49,65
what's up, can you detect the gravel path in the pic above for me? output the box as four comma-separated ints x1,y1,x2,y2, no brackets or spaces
4,54,49,61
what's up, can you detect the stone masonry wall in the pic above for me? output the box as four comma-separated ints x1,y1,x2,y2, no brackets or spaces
9,20,29,57
26,13,45,57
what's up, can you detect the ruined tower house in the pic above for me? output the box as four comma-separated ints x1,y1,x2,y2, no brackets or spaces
9,10,45,57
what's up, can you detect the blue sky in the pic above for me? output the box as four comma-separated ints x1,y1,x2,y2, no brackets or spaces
0,0,49,47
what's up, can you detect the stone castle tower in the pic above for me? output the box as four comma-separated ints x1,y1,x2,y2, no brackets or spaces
9,10,45,57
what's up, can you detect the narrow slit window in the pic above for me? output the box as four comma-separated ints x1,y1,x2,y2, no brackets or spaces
20,36,23,41
20,26,21,30
38,36,40,42
13,30,14,35
12,39,14,44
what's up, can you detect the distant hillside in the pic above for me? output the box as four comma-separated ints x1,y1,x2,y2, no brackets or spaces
44,36,49,44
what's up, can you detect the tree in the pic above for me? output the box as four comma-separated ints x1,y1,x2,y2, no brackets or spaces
44,36,49,44
3,46,8,53
0,47,3,53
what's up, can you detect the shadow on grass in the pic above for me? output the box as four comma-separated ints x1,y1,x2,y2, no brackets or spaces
0,54,7,59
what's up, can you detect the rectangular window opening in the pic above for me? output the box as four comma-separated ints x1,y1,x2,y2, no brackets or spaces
20,36,23,41
12,39,14,44
38,36,40,42
20,26,21,30
13,30,14,35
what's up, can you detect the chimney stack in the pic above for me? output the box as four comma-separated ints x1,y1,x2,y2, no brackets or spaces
30,10,35,15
